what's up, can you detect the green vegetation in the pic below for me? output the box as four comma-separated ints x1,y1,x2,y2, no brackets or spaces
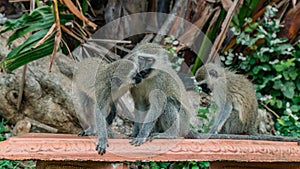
221,6,300,137
0,5,76,72
0,118,8,141
0,160,36,169
130,161,209,169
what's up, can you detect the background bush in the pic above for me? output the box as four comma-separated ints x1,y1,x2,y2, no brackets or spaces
221,6,300,137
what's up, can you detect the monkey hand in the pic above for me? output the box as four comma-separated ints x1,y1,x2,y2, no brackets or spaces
132,73,142,84
129,137,148,146
78,127,96,136
96,138,109,155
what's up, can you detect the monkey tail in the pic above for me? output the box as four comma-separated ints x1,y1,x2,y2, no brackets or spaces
185,130,300,145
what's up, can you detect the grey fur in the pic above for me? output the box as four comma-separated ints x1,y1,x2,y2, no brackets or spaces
127,43,193,146
74,58,138,155
195,63,258,135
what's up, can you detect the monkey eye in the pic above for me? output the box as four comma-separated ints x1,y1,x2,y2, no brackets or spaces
138,55,154,62
138,56,145,60
146,57,154,61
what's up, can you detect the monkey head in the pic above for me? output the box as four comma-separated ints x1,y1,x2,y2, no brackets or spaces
127,43,171,72
126,43,172,84
195,63,226,93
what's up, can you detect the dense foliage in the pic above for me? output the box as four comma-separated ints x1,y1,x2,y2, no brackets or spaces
221,6,300,137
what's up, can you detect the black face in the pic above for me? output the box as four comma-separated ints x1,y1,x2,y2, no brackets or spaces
199,83,212,94
132,55,155,84
133,68,153,84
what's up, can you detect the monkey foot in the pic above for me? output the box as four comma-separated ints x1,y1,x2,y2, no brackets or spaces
129,137,148,146
96,138,109,155
129,132,138,138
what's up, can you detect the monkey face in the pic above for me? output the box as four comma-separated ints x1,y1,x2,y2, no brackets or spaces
132,68,153,84
137,54,155,71
198,83,212,94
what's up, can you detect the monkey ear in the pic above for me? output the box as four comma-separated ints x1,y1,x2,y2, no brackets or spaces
208,69,218,78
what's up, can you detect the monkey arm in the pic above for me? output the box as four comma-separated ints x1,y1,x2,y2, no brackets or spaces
209,102,233,134
94,105,109,155
131,104,147,138
94,87,113,155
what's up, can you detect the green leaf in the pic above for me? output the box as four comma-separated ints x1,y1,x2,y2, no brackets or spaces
273,80,283,90
8,19,54,45
198,109,209,113
2,36,55,72
295,122,300,128
60,14,76,24
201,161,210,167
159,162,170,168
296,79,300,90
198,114,208,120
277,118,285,126
276,43,295,55
281,82,295,99
288,69,298,80
276,100,283,109
0,6,53,33
82,0,88,15
273,64,285,72
291,105,300,112
6,29,49,59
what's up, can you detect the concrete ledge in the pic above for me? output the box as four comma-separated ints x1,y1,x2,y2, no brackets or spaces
0,133,300,162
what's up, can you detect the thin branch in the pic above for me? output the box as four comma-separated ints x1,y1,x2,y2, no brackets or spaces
33,23,56,48
61,25,86,43
73,21,89,37
260,102,280,118
61,38,75,60
207,0,243,64
88,39,132,44
49,0,62,72
114,45,131,53
17,64,27,110
61,0,97,29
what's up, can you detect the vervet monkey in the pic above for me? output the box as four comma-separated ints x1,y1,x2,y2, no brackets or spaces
191,63,300,144
195,63,258,135
74,57,138,155
126,43,193,146
73,58,116,136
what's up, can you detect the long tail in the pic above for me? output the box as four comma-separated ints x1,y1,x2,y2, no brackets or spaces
186,130,300,144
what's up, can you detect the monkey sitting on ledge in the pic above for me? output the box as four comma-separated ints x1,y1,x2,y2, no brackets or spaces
187,63,300,144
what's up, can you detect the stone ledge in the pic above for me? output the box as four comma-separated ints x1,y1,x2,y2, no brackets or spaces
0,133,299,162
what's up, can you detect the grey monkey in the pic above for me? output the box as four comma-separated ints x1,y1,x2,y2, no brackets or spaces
73,58,116,136
74,57,138,155
127,43,193,146
94,58,138,155
189,63,300,144
195,63,258,135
